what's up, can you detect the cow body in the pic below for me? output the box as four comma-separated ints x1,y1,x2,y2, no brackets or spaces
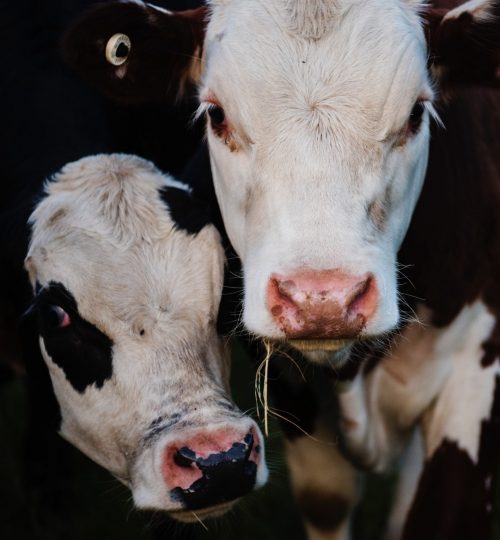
337,84,500,539
62,0,500,538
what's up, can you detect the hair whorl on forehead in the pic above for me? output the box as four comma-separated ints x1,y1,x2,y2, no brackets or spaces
283,0,339,39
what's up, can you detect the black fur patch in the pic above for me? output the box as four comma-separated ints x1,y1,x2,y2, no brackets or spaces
159,186,212,235
34,282,113,394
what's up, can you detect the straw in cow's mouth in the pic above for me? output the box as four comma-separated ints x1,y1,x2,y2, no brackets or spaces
254,340,335,446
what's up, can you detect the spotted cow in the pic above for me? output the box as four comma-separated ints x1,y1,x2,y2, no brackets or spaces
24,153,267,520
63,0,500,538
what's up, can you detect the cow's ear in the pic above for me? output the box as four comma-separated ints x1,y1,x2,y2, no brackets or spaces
424,0,500,90
62,2,207,104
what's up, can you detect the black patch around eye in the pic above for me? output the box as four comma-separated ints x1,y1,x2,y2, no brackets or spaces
159,187,213,235
35,282,113,394
41,305,70,328
208,106,225,126
409,102,425,133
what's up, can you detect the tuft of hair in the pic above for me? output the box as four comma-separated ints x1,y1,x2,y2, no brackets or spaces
30,154,189,247
283,0,339,39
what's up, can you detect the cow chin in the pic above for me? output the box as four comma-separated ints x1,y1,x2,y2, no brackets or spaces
169,502,236,523
288,339,356,366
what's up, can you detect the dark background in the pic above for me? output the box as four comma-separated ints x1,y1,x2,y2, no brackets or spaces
0,1,499,539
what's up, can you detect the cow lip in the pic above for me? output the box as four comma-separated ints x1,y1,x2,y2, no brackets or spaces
169,501,236,522
287,338,354,352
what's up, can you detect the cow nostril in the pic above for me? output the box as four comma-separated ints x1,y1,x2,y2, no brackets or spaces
346,275,374,318
243,432,253,446
174,447,197,468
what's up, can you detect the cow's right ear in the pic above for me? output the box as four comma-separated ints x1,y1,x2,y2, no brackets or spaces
62,2,207,104
424,0,500,91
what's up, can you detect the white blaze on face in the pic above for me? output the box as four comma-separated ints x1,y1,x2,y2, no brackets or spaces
201,0,434,354
24,154,267,516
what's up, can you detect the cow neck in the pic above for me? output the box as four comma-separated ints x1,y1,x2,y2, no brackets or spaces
399,87,500,358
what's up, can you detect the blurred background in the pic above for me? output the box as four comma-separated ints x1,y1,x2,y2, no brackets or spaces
1,1,499,539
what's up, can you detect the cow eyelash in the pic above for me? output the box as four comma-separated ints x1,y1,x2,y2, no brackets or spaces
196,101,239,149
394,100,442,146
197,102,227,129
413,101,443,131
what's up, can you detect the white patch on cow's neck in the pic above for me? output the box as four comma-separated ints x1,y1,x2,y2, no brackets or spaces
423,301,499,462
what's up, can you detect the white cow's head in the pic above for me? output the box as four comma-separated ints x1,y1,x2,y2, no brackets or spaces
25,155,267,520
64,0,500,363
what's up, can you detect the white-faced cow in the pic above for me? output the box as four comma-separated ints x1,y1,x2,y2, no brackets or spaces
24,154,267,521
63,0,500,539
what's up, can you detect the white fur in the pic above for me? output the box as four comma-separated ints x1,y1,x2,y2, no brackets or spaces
26,154,267,516
336,301,495,470
423,308,500,462
201,0,432,350
445,0,496,22
384,428,424,540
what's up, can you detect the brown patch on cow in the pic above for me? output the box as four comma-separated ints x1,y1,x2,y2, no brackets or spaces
424,1,500,91
271,305,283,317
398,85,500,333
47,208,67,226
403,376,500,540
63,4,208,104
367,199,387,231
297,489,350,532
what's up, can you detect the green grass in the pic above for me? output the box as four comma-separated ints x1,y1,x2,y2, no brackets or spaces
1,345,499,540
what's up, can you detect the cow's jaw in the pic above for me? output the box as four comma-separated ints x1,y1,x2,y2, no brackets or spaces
203,0,432,361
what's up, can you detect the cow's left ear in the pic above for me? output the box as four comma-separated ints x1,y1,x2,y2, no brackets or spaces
62,1,207,104
424,0,500,90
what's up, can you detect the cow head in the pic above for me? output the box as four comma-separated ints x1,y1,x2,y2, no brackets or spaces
64,0,500,364
25,155,267,520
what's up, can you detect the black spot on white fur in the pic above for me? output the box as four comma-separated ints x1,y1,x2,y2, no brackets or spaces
34,282,113,393
159,187,212,235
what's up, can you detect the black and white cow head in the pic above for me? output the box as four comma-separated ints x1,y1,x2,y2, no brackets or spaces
25,154,267,520
64,0,500,364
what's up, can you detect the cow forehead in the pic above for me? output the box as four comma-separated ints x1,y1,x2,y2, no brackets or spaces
27,155,223,338
205,0,428,137
30,228,221,343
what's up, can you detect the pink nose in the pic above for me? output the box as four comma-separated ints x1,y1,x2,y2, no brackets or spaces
267,269,378,339
162,427,261,509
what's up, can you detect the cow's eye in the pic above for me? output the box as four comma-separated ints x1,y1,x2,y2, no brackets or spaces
408,102,425,134
43,305,71,328
208,105,226,127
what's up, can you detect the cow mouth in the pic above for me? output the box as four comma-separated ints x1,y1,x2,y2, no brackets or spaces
169,501,236,522
288,338,354,353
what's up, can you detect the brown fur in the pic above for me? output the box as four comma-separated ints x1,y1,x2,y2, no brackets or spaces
297,489,351,532
63,3,207,104
425,1,500,91
402,377,500,540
